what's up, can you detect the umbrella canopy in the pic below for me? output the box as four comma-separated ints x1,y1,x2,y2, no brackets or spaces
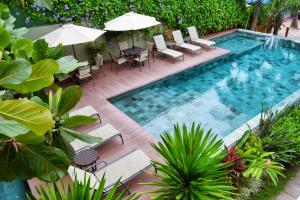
104,12,160,31
40,24,106,47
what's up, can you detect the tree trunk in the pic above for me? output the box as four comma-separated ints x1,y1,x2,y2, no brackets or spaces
291,11,299,29
273,17,284,35
250,5,260,31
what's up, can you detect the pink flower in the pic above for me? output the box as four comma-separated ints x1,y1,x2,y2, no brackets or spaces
265,159,271,168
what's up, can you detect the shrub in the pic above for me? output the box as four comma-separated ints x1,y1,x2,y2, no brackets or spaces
261,105,300,166
144,123,235,200
5,0,247,34
236,131,285,186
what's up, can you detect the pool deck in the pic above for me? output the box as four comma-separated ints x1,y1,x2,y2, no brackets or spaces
27,29,234,199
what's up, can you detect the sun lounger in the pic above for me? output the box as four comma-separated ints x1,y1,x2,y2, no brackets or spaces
70,124,124,152
68,149,154,194
153,35,184,63
172,30,201,55
187,26,216,48
69,105,101,123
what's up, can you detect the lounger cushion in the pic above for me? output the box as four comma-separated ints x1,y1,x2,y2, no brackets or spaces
68,166,100,188
70,124,120,152
160,49,183,58
192,38,216,46
94,149,152,189
69,106,98,117
178,43,201,52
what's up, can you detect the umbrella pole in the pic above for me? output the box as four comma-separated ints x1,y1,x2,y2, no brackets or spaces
132,33,135,47
72,44,77,59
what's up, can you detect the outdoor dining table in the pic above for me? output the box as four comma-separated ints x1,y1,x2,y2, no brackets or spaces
122,46,146,57
74,148,98,172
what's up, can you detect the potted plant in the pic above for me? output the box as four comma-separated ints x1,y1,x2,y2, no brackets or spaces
86,41,106,65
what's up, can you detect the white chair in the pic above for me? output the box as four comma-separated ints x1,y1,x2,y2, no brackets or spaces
108,52,129,74
118,41,129,55
68,149,154,194
145,41,155,62
172,30,202,55
134,50,150,71
153,35,184,63
187,26,216,48
76,66,94,85
91,53,105,76
69,105,101,123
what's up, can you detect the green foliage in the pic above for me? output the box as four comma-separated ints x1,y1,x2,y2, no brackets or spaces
261,105,300,166
0,99,54,136
5,59,59,93
0,3,10,19
27,173,129,200
11,38,33,59
0,58,31,85
44,86,100,158
8,0,246,34
0,5,99,183
86,42,106,56
251,166,300,200
0,141,70,181
0,27,10,49
236,131,285,186
144,123,235,200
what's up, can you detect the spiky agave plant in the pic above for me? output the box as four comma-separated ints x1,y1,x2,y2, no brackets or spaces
26,173,134,200
143,123,236,200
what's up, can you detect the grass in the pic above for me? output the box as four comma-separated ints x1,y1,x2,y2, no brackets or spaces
251,166,299,200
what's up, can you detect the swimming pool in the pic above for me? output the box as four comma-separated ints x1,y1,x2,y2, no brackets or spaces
110,31,300,139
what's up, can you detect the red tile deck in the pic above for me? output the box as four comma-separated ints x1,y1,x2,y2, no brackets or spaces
28,33,232,199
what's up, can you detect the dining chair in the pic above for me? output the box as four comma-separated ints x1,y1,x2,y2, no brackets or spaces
108,52,129,74
145,41,155,62
118,40,129,55
76,66,95,85
134,50,150,72
91,53,105,77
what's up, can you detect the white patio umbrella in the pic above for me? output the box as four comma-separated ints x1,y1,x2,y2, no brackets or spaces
104,12,160,47
40,24,106,58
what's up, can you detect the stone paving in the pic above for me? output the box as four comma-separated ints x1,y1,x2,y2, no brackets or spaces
278,19,300,41
276,170,300,200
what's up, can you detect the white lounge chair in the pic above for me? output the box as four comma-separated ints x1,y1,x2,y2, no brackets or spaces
153,35,184,63
70,124,124,152
172,30,201,55
69,105,101,123
68,149,154,194
187,26,216,48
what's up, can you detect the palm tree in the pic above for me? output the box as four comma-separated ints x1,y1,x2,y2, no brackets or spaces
289,0,300,29
250,0,264,31
26,173,132,200
143,123,235,199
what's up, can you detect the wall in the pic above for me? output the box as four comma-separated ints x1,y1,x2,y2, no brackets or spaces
25,24,161,62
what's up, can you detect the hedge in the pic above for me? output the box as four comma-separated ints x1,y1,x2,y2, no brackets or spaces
6,0,247,34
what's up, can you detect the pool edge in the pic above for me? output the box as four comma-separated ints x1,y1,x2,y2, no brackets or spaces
223,88,300,146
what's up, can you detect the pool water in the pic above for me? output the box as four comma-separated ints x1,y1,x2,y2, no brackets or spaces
110,31,300,138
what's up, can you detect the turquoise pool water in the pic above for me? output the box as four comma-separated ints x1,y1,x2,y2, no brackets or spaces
110,31,300,138
0,180,27,199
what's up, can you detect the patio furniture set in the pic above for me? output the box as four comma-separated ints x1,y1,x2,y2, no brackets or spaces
68,106,154,194
37,12,217,195
107,26,216,74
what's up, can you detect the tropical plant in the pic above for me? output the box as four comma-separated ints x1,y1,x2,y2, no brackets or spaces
236,131,285,186
143,123,235,200
289,0,300,29
31,85,102,159
261,105,300,166
224,146,247,187
86,42,106,56
0,5,99,182
26,173,129,200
